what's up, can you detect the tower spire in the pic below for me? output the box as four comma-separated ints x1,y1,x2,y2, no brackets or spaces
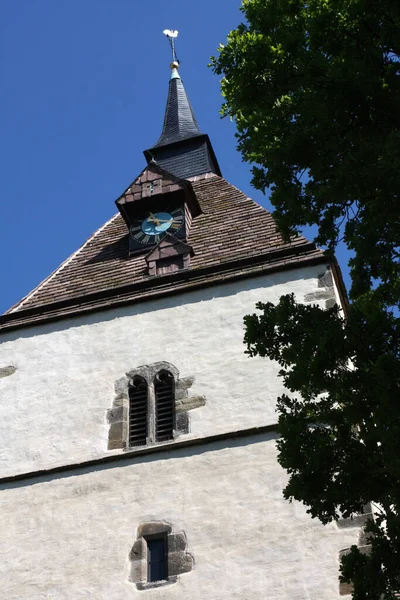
143,31,221,180
154,30,202,147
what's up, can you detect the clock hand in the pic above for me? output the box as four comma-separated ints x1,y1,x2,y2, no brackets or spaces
148,212,160,225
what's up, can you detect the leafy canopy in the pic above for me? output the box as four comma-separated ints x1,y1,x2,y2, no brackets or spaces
212,0,400,302
212,0,400,597
244,294,400,598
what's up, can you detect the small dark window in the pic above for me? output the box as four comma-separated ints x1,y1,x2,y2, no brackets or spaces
156,256,184,275
128,376,148,446
147,536,168,582
155,370,175,442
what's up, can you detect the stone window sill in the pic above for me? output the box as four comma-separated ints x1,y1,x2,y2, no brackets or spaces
136,576,177,590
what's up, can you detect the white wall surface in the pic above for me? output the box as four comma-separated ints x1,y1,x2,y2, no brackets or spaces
0,434,358,600
0,263,337,476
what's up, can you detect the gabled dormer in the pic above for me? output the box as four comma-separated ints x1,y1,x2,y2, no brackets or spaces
115,163,201,255
145,234,194,276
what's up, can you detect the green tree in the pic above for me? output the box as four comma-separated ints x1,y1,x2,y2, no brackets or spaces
212,0,400,597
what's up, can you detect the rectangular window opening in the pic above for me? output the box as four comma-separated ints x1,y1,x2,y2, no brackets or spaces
147,536,168,582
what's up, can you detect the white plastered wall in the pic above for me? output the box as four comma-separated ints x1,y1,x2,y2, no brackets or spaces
0,434,359,600
0,262,340,477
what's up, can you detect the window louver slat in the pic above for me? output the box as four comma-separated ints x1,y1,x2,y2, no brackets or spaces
155,371,174,442
128,377,148,447
157,414,173,422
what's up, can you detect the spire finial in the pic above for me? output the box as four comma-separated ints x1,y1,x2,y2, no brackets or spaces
163,29,179,65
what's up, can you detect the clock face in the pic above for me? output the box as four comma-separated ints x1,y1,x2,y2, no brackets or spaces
129,207,185,247
142,212,174,236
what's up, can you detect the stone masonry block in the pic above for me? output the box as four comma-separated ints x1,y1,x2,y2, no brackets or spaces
130,559,146,583
129,538,145,561
318,269,334,288
138,522,172,538
337,513,372,529
326,298,337,309
340,581,353,596
175,387,189,400
114,376,129,397
136,577,177,590
175,412,189,433
304,290,335,302
107,406,127,424
107,438,125,450
111,396,128,408
0,366,16,378
179,395,206,412
168,551,194,576
168,533,187,553
176,376,194,390
339,545,371,560
358,528,370,546
108,421,127,442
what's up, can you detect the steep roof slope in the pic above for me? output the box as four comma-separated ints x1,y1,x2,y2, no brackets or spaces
1,174,325,332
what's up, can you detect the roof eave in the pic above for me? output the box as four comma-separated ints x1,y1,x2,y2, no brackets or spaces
0,245,328,333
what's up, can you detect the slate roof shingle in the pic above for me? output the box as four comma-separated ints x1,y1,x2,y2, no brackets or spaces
144,67,221,180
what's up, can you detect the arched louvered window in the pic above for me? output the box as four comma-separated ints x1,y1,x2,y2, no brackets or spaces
128,376,148,447
155,370,175,442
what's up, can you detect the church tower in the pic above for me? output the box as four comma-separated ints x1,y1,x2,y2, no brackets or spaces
0,44,361,599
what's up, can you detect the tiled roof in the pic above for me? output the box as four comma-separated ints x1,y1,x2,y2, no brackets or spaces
1,174,326,331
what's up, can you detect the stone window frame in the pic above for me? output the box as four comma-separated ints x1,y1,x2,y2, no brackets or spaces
129,521,194,590
107,361,206,450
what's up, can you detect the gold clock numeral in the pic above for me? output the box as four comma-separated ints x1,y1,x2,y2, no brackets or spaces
170,222,181,230
130,225,141,233
171,208,180,216
154,234,161,243
143,234,150,244
136,231,145,241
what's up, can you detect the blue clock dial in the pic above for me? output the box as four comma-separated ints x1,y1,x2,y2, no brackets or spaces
129,207,185,250
141,212,173,236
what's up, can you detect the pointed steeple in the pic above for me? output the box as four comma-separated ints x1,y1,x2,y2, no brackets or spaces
153,61,203,147
144,60,221,180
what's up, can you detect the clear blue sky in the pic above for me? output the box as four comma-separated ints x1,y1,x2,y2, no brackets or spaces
0,0,350,315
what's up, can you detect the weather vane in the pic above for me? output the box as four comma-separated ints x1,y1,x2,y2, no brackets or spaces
163,29,179,64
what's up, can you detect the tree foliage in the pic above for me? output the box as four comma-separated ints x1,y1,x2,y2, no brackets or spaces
244,295,400,598
212,0,400,597
212,0,400,302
